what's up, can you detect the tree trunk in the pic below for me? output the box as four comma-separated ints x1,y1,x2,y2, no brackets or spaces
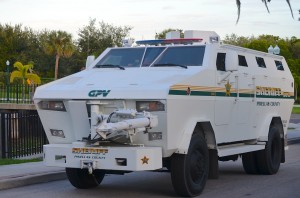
55,54,60,80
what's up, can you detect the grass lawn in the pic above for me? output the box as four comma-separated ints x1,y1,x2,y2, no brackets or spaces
292,107,300,114
0,158,42,166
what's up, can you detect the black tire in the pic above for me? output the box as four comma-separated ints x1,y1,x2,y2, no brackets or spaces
171,133,209,197
66,168,105,189
163,157,172,171
208,149,219,179
242,151,259,174
256,126,282,175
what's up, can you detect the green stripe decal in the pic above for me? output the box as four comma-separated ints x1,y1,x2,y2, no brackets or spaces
169,90,294,99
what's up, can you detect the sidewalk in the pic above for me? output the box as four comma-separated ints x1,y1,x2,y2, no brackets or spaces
1,119,300,191
0,162,66,190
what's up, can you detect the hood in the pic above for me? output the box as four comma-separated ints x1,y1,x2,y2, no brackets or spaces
34,67,202,100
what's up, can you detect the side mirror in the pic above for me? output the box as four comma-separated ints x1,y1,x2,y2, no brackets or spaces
225,51,238,71
86,55,95,69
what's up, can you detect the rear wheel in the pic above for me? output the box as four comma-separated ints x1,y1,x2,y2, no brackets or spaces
171,133,209,197
242,151,259,174
256,126,282,175
66,168,105,189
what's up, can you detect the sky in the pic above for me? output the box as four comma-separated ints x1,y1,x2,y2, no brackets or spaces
0,0,299,41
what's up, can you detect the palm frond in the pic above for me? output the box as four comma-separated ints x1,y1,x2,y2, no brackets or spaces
236,0,241,24
10,71,23,83
235,0,295,24
13,62,24,72
26,73,41,84
63,44,75,58
23,64,33,76
262,0,270,13
286,0,294,18
10,61,41,84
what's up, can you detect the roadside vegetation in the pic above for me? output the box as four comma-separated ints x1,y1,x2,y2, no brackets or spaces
0,19,132,82
292,106,300,114
0,158,42,166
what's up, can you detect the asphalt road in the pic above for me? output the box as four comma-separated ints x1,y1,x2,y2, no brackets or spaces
290,114,300,124
1,143,300,198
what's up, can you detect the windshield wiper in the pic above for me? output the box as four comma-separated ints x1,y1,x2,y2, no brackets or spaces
95,64,125,70
153,63,188,69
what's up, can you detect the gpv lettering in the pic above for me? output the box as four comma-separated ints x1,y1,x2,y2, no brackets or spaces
89,90,111,97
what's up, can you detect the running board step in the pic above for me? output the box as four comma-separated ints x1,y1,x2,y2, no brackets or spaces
218,143,265,157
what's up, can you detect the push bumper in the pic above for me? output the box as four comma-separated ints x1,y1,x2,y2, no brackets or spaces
43,143,162,171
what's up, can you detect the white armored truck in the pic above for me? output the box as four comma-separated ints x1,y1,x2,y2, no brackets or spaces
34,30,294,197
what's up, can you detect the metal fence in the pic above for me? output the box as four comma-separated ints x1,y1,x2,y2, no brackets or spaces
0,84,39,104
0,110,48,159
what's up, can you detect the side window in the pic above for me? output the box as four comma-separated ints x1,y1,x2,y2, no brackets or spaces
275,60,284,71
238,55,248,67
256,56,266,68
216,53,226,71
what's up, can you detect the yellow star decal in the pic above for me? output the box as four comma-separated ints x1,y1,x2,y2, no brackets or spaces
225,81,232,96
141,156,149,164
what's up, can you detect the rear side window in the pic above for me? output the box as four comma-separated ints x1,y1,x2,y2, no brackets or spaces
238,55,248,67
256,57,266,68
275,60,284,71
216,53,226,71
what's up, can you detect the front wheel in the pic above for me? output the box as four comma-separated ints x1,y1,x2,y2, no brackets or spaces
171,133,209,197
66,168,105,189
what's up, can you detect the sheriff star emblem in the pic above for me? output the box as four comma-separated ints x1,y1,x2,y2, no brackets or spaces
186,87,191,95
225,81,232,96
141,156,149,164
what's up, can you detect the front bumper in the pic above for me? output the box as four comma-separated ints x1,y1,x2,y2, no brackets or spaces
44,143,162,171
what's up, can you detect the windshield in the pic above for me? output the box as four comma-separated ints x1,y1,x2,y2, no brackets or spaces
153,46,205,66
96,48,145,68
142,47,165,66
95,45,205,68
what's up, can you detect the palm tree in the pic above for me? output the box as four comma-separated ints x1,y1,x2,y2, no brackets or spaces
235,0,294,24
42,31,75,80
10,61,41,101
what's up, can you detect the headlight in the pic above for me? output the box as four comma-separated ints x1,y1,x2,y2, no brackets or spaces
38,101,66,111
50,129,65,138
136,101,165,112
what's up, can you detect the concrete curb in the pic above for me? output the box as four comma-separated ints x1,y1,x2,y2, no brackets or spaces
288,138,300,145
0,171,66,190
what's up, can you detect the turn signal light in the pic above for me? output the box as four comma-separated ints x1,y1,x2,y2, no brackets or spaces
136,101,165,112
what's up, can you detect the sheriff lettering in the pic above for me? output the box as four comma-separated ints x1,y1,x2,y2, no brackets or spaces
256,86,282,97
72,148,108,155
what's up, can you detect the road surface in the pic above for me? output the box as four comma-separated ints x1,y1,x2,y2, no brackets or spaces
0,143,300,198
